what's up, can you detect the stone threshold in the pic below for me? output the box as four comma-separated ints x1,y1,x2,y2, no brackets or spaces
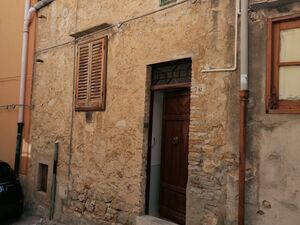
136,215,179,225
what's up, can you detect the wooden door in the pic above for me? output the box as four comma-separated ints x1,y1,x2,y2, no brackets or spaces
160,89,190,225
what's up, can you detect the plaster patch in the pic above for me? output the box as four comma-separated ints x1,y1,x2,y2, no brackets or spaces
116,120,127,128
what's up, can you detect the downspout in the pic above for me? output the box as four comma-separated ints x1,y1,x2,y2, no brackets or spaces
238,1,249,225
15,0,55,174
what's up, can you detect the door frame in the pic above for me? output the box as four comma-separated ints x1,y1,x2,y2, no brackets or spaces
159,88,190,224
145,83,191,215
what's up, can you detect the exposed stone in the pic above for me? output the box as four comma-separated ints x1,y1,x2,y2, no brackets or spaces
78,194,86,202
73,201,85,212
69,191,78,201
85,199,96,213
256,210,265,215
262,200,271,209
117,212,129,224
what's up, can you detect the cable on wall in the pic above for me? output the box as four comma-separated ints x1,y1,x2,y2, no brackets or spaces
35,0,193,54
0,104,32,110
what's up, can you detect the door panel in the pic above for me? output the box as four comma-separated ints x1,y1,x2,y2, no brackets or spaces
160,90,190,225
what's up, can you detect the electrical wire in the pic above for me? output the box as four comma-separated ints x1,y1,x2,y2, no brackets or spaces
0,75,20,78
0,104,32,110
35,0,191,54
0,76,33,83
35,40,75,55
0,76,20,81
119,0,189,27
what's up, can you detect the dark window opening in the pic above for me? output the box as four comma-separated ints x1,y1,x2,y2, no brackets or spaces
151,58,191,87
38,164,48,192
160,0,177,6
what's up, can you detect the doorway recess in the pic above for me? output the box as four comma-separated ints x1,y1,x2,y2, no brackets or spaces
146,58,191,225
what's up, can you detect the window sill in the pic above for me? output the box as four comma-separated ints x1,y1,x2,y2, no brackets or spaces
75,107,105,112
267,109,300,114
266,100,300,114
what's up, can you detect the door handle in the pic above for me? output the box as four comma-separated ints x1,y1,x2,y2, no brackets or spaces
172,136,179,145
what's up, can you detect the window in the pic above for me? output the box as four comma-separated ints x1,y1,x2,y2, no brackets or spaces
151,58,191,90
38,163,48,192
267,16,300,113
160,0,176,6
75,36,108,111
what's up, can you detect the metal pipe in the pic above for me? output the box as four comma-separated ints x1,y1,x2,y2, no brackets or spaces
50,142,59,220
240,0,249,90
14,123,24,173
18,0,31,124
238,90,249,225
33,0,55,10
14,0,30,173
201,0,240,73
18,0,55,125
238,1,249,225
15,0,55,174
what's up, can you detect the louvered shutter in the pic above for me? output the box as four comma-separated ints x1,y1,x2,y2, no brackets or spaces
76,43,90,108
75,36,108,111
89,38,107,110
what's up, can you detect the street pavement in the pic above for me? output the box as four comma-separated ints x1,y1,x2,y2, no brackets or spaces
1,216,65,225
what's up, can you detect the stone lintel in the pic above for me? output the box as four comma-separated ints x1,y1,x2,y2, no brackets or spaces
70,23,112,39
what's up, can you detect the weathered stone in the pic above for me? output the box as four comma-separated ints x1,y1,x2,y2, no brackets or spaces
117,212,129,225
78,194,86,202
94,201,107,216
262,200,272,209
85,199,95,213
69,191,78,201
73,201,85,212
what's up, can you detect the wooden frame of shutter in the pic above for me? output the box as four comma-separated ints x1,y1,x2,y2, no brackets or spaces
75,36,108,111
266,15,300,114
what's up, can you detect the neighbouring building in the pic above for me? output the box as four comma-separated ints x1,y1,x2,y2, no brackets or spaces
21,0,300,225
0,0,37,174
0,0,25,167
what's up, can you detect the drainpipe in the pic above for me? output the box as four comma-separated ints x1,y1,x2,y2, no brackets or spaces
238,0,249,225
15,0,55,174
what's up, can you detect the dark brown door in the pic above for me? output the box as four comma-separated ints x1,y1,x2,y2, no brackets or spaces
160,89,190,225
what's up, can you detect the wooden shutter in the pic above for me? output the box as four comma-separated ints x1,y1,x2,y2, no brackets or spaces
76,43,90,108
90,38,107,110
75,36,108,111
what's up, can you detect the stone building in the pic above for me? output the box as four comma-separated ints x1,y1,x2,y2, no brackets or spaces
21,0,300,225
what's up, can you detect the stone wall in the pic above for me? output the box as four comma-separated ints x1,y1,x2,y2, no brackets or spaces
27,0,242,225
